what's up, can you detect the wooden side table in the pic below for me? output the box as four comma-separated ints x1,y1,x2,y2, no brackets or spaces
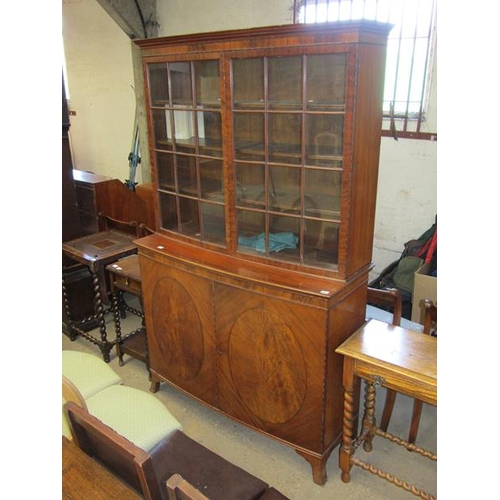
335,319,437,500
106,254,149,372
62,230,138,362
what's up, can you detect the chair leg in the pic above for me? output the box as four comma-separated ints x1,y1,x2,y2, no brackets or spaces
379,389,397,432
408,399,424,444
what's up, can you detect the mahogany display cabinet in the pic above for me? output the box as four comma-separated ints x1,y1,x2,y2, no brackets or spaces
134,21,392,484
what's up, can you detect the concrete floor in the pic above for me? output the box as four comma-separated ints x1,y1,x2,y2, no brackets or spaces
62,296,437,500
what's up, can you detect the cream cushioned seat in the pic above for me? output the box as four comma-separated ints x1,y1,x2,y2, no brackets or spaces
62,350,122,399
86,385,182,452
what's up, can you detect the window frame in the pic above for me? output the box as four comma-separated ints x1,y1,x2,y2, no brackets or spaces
293,0,437,141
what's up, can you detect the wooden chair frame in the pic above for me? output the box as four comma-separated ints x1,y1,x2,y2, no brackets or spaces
166,474,210,500
65,401,161,500
64,402,282,500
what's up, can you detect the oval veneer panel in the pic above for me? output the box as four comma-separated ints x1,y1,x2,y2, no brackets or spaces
152,277,204,382
228,308,307,424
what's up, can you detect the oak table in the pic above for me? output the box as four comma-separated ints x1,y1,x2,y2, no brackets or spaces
62,230,138,362
62,436,140,499
335,319,437,500
106,254,149,370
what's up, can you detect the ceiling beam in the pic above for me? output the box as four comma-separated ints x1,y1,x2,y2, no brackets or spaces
96,0,158,39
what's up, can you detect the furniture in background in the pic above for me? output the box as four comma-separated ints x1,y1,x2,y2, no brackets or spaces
73,170,156,236
366,287,403,325
62,215,143,337
366,287,427,444
62,174,155,337
366,287,404,438
411,261,437,324
63,436,141,500
106,254,149,371
135,21,391,485
407,299,437,444
335,319,437,499
62,230,139,361
367,288,437,445
423,298,437,337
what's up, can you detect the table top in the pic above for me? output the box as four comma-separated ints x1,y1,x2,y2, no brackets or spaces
62,436,141,499
335,319,436,389
62,230,138,268
106,254,141,281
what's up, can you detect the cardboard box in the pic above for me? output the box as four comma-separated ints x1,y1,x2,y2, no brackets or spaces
411,262,437,324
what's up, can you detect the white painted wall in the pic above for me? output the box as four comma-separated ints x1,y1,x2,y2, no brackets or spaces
156,0,294,35
62,0,437,278
62,0,139,183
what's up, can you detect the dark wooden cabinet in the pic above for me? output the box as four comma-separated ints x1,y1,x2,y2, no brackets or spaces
73,170,113,235
73,170,156,235
134,21,391,484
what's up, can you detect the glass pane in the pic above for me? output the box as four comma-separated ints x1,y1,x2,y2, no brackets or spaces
156,152,175,190
303,215,323,250
198,111,222,157
152,109,171,150
235,163,266,209
268,56,302,109
234,113,265,161
306,54,346,110
232,59,264,108
269,214,300,243
269,214,300,264
269,165,300,212
305,169,342,220
159,192,178,231
148,63,169,106
306,115,344,167
168,109,195,142
237,209,266,252
170,62,192,105
200,159,223,199
176,155,197,196
194,60,220,107
304,221,339,268
268,114,302,165
179,196,200,236
201,201,226,243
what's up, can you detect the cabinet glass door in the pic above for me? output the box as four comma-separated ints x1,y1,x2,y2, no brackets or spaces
148,60,225,245
232,53,347,269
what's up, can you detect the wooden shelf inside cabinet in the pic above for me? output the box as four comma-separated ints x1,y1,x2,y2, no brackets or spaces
156,138,223,152
135,20,392,485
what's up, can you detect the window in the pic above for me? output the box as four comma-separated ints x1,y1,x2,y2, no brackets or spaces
293,0,437,140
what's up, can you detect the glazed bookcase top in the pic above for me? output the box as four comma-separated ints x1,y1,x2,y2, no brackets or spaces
135,21,391,281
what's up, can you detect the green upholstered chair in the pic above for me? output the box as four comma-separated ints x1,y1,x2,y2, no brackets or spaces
85,384,182,452
62,350,181,451
62,350,123,439
62,350,122,400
